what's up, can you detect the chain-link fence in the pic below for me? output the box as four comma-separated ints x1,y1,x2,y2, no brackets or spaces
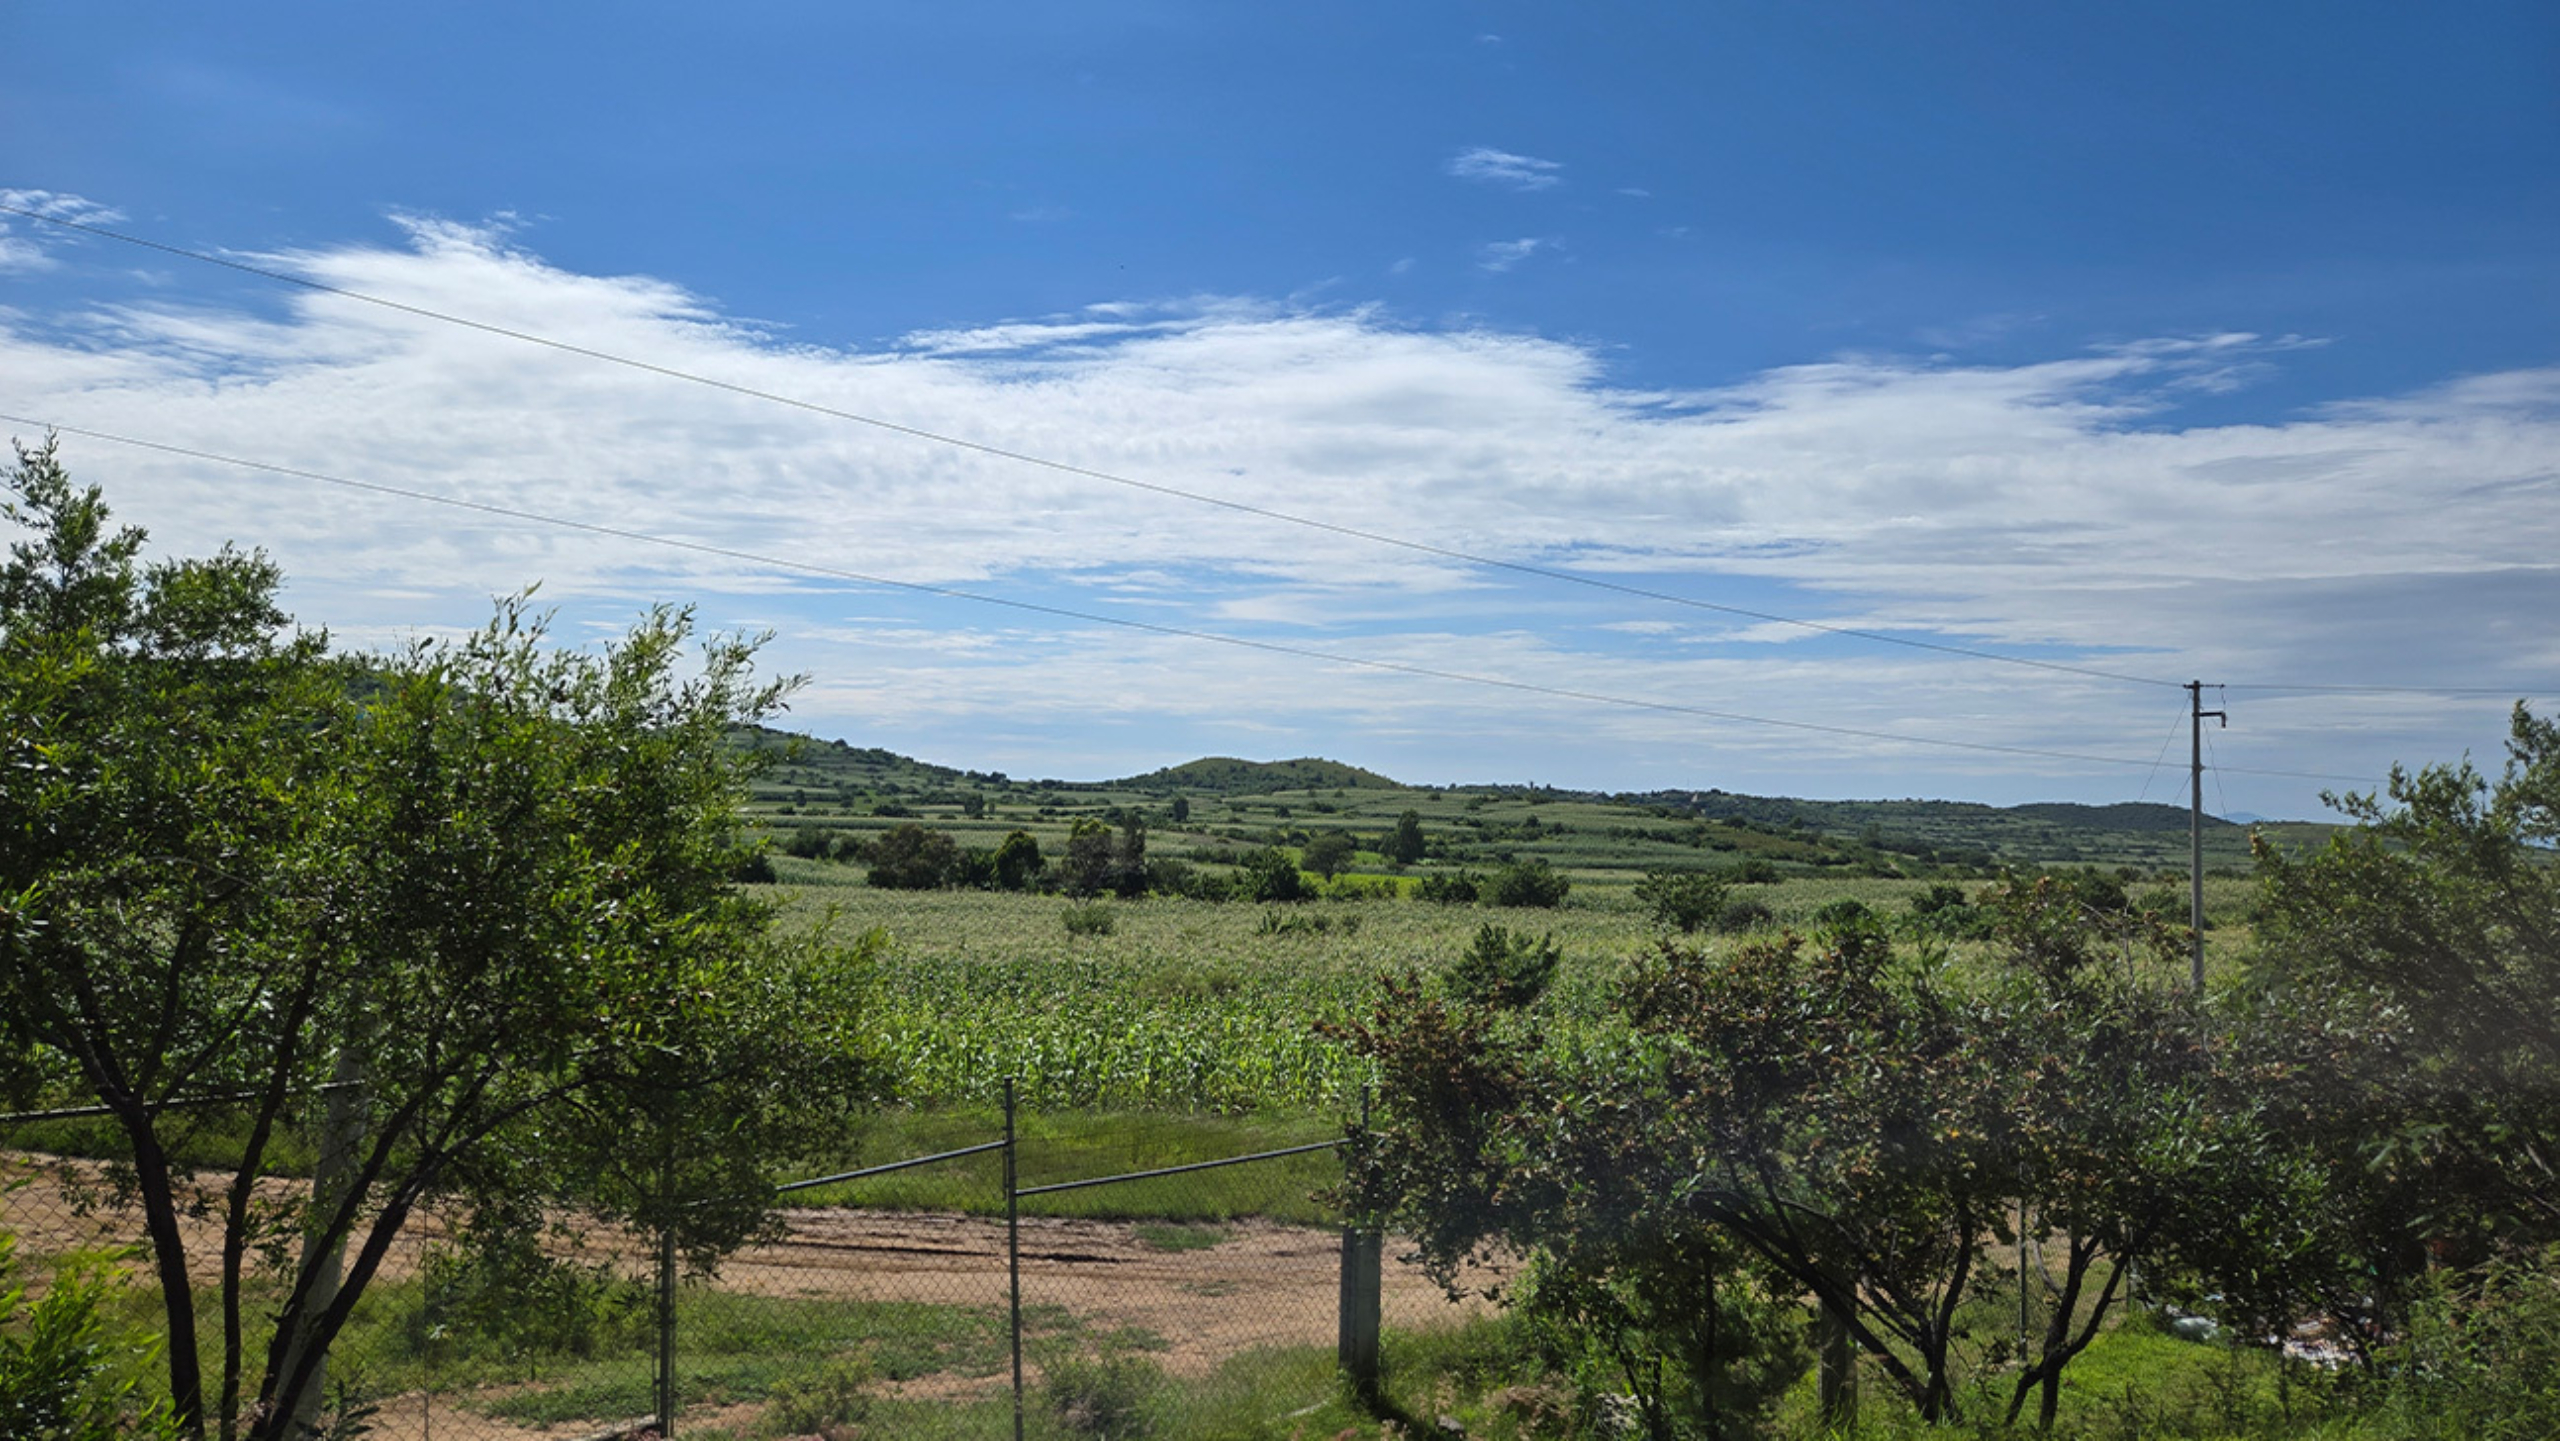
2,1086,1486,1439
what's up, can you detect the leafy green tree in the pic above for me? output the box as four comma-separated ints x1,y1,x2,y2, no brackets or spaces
1238,847,1310,903
992,829,1043,891
2253,704,2560,1237
1387,809,1426,865
1169,793,1189,824
1059,817,1116,896
865,822,961,888
1483,857,1570,908
1302,829,1357,879
0,444,872,1439
1633,869,1727,933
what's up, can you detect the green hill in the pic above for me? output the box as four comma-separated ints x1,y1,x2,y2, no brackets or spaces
1117,756,1400,796
727,727,2323,877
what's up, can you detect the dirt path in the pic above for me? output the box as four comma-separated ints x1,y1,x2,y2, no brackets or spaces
5,1150,1497,1436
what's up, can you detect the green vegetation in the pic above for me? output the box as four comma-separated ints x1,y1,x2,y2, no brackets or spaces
0,447,874,1440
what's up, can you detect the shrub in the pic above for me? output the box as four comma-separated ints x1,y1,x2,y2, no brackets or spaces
2378,1251,2560,1439
1238,848,1311,903
762,1351,876,1438
992,830,1043,891
730,848,779,884
1417,870,1481,905
866,822,962,889
1483,858,1570,909
1634,869,1727,933
1061,902,1116,937
1448,924,1560,1009
0,1231,177,1441
1810,896,1872,928
1040,1347,1159,1438
1724,857,1780,884
1713,897,1775,934
783,824,836,860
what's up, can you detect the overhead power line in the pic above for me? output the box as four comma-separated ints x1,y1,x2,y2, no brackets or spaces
3,412,2385,783
0,202,2189,690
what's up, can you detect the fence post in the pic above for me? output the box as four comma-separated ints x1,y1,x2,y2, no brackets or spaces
655,1225,677,1437
1338,1084,1381,1396
1005,1077,1025,1441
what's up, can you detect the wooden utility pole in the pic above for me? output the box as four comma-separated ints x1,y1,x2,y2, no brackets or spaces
2187,681,2226,992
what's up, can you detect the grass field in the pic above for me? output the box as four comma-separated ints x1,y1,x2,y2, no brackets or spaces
771,871,2262,1132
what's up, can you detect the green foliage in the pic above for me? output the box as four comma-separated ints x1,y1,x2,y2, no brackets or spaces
1416,869,1481,905
0,1230,176,1441
2375,1247,2560,1439
1388,809,1427,865
1483,857,1570,908
760,1350,878,1438
867,820,963,887
1236,847,1311,903
1062,901,1118,937
1712,896,1774,933
1447,924,1560,1010
1301,829,1357,878
1635,868,1728,932
1039,1344,1162,1438
993,829,1044,890
1515,1246,1808,1441
785,823,839,860
400,1224,651,1365
0,448,875,1438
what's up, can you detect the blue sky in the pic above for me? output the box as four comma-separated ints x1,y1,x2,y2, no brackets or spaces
4,1,2555,815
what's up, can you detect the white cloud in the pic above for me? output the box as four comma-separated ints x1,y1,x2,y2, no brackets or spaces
2,221,2551,809
0,189,125,273
1477,237,1550,272
1446,147,1562,191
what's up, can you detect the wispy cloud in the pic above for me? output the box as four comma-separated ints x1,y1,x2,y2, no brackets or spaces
0,190,124,273
1477,237,1551,272
2,221,2549,807
1446,147,1562,191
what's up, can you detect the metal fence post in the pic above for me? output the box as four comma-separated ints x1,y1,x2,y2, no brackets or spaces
655,1225,677,1437
1339,1083,1381,1396
1005,1077,1025,1441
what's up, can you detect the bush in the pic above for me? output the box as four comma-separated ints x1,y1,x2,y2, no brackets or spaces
1417,870,1481,905
992,830,1043,891
730,848,779,884
1448,924,1560,1009
1483,858,1571,909
762,1352,876,1438
0,1231,176,1441
1040,1346,1160,1438
1724,857,1780,884
1634,869,1727,933
1061,902,1116,938
867,822,962,889
2377,1251,2560,1439
1238,848,1311,903
1713,897,1775,934
1810,896,1872,928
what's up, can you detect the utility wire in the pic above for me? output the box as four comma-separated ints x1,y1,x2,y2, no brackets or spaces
7,412,2378,781
0,202,2192,690
2222,682,2547,698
